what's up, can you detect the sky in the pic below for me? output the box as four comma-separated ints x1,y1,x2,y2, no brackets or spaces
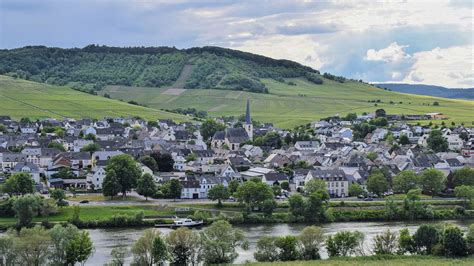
1,0,473,88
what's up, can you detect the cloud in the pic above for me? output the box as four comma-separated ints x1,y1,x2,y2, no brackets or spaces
365,42,410,62
402,45,474,88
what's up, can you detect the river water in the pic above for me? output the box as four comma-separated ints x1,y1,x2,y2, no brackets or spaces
86,219,473,265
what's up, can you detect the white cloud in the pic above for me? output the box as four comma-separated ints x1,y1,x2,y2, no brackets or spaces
365,42,410,62
402,45,474,88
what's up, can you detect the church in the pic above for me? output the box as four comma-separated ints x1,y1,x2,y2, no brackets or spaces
212,99,253,151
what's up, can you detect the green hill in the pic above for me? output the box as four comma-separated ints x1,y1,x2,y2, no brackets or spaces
0,45,472,128
0,75,188,121
103,77,474,128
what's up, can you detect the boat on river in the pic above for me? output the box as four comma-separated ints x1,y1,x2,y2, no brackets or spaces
155,217,203,228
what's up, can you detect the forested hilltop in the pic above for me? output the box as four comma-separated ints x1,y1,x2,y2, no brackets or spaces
0,45,344,93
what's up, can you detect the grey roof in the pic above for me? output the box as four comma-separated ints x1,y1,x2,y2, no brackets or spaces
12,162,39,172
212,131,225,141
264,172,288,182
225,128,249,143
309,168,347,181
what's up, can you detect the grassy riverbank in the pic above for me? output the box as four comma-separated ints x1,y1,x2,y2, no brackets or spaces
246,255,474,266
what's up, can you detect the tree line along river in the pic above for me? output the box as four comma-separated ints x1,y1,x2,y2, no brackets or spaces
84,219,473,265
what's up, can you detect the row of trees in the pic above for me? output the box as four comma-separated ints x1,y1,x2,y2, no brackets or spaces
255,223,474,262
0,224,93,266
118,220,247,265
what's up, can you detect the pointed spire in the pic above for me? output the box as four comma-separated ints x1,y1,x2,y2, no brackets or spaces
245,98,251,124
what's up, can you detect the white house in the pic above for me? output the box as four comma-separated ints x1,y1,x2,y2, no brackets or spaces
12,162,41,184
87,166,106,190
305,168,349,198
446,134,463,151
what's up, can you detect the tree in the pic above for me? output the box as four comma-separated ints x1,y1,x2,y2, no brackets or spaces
200,119,226,140
413,224,439,254
110,245,128,266
349,183,364,197
304,179,327,194
200,220,248,264
166,227,201,265
325,231,364,257
48,141,66,151
15,225,51,266
366,152,378,162
288,194,305,219
304,190,330,223
459,131,469,141
0,234,17,265
140,156,158,172
80,143,100,153
166,179,183,201
366,172,388,196
427,130,448,152
50,189,66,202
150,152,174,172
452,167,474,187
441,226,468,257
373,229,398,255
207,184,230,206
3,172,35,196
299,226,324,260
66,231,94,266
399,134,410,145
254,236,279,262
467,224,474,255
235,180,273,212
51,167,76,179
102,170,122,199
398,228,415,254
261,198,277,217
152,236,169,265
84,133,96,141
11,194,40,227
228,179,240,194
393,170,420,193
105,154,141,197
454,185,474,208
275,236,300,261
281,181,290,191
420,168,445,195
132,229,163,266
136,173,157,200
49,224,80,265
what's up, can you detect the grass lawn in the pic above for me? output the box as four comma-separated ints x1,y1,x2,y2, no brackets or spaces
0,205,176,227
102,77,474,128
385,194,433,200
0,75,189,121
246,256,474,266
67,194,146,202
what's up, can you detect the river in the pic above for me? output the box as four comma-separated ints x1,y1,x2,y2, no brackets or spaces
86,219,473,265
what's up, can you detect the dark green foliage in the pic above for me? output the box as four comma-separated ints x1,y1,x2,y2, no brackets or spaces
51,167,76,179
140,156,159,172
105,154,141,197
399,134,410,145
150,152,174,172
325,231,364,257
207,184,230,206
200,119,226,141
427,130,448,152
322,72,346,83
136,173,157,200
413,224,439,254
0,45,322,94
352,122,376,140
80,143,100,153
440,226,468,257
2,173,35,196
102,170,122,199
252,132,283,148
275,236,300,261
452,167,474,187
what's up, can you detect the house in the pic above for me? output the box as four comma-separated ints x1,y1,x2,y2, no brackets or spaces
1,152,27,171
294,141,319,151
446,134,463,151
72,139,94,152
240,167,274,181
263,153,290,168
12,162,41,183
196,175,230,198
193,150,215,165
262,172,288,186
294,169,311,191
92,151,123,163
305,168,349,198
426,113,448,120
370,128,388,143
19,123,37,134
223,128,250,151
180,179,201,199
338,128,353,140
87,165,106,190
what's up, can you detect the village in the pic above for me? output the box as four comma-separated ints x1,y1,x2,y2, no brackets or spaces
0,100,473,202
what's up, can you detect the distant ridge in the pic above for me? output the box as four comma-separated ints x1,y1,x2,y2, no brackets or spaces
373,83,474,100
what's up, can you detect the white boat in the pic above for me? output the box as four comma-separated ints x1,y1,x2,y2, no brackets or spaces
156,217,203,228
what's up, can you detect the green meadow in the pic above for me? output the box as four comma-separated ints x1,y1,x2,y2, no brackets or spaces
0,75,188,121
102,77,474,128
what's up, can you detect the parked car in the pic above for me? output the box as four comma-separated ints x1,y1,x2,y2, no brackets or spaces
79,200,90,204
364,197,374,201
227,196,236,202
357,194,365,199
57,200,69,207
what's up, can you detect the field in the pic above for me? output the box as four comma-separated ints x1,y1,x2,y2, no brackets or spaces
0,75,188,121
247,256,474,266
102,77,474,128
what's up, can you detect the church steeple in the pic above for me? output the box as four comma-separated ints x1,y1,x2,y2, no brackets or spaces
245,98,251,125
244,99,253,141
